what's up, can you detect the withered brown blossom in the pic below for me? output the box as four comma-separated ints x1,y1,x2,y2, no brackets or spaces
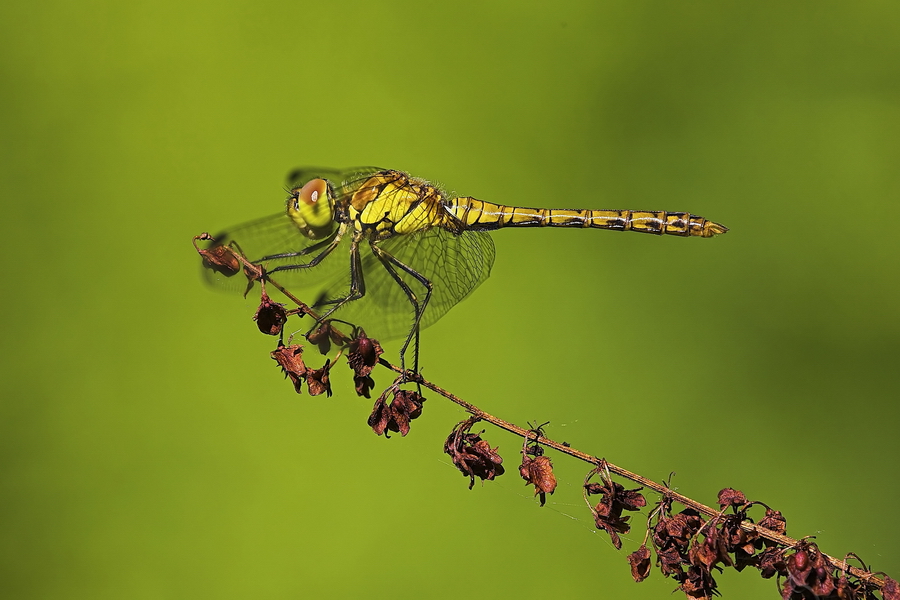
270,343,307,393
627,545,652,583
718,513,757,558
253,292,288,336
194,234,241,277
782,542,836,599
726,528,759,573
713,492,789,575
680,564,718,599
758,508,787,538
658,545,687,578
347,329,383,378
648,502,722,599
688,523,733,572
367,389,426,437
652,507,705,578
519,432,557,506
444,419,504,489
354,374,375,399
755,547,788,579
307,321,350,356
348,329,383,398
593,501,632,550
306,359,333,397
717,487,747,511
519,455,557,507
584,472,646,550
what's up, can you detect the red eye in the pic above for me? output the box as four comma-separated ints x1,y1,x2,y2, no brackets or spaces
299,179,327,206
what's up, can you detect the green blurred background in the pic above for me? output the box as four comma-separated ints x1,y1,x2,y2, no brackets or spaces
2,1,898,598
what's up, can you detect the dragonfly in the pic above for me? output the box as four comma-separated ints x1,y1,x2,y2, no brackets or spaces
198,167,727,372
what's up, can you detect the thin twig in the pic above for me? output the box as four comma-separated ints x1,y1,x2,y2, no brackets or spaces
379,359,885,589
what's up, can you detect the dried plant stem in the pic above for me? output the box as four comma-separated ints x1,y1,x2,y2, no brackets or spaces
381,360,885,590
195,234,890,595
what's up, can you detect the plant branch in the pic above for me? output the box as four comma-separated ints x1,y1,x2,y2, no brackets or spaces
380,358,886,589
195,233,895,599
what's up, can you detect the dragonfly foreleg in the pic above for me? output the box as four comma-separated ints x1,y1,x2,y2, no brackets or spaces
263,226,342,266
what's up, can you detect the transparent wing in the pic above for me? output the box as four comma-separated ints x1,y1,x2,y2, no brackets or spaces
314,226,496,341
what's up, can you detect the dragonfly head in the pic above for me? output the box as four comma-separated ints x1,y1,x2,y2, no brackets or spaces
287,178,335,239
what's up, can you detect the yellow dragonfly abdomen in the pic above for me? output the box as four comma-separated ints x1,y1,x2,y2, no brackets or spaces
446,198,728,238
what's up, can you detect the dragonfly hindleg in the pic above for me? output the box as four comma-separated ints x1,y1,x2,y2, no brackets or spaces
370,240,433,376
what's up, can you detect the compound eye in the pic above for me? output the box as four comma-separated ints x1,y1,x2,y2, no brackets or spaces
299,178,327,206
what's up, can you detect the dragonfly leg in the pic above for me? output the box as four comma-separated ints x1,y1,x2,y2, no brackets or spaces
263,225,371,345
306,232,367,327
265,224,345,269
369,241,433,377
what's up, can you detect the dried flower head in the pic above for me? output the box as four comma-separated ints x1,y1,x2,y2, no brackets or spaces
518,426,556,506
443,419,504,489
354,374,376,399
347,329,383,378
783,542,836,599
755,547,787,579
679,564,718,599
627,545,652,583
584,466,647,550
306,359,334,397
519,455,557,506
253,292,288,336
717,488,747,511
758,508,787,537
719,513,757,557
367,389,426,437
689,524,733,572
271,343,307,394
194,234,241,277
651,506,705,580
307,321,349,355
883,576,900,600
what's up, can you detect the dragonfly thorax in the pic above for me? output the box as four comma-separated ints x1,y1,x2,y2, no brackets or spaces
349,172,449,240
